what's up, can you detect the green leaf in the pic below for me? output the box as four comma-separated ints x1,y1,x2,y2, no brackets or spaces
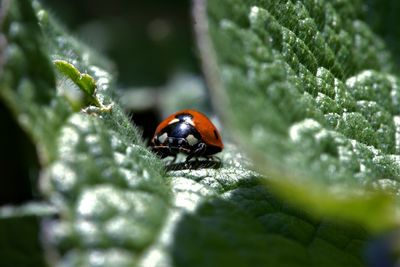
194,0,400,230
53,60,96,96
41,113,169,266
0,216,48,267
53,60,101,109
1,0,169,266
0,0,69,163
0,202,56,267
140,150,368,267
0,0,378,266
0,202,57,218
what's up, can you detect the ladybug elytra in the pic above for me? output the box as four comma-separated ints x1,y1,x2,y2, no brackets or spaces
151,109,223,161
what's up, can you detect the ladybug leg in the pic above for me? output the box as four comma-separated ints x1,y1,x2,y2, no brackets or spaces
170,154,178,163
185,154,194,162
185,155,200,163
209,155,221,162
193,142,207,159
185,142,206,162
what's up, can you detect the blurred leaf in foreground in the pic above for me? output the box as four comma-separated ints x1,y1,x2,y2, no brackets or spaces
194,0,400,230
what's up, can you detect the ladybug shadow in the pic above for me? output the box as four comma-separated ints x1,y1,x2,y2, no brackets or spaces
165,159,222,171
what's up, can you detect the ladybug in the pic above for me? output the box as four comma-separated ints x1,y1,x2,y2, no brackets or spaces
151,109,224,161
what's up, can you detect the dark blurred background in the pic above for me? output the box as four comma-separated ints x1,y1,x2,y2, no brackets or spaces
41,0,210,140
41,0,199,86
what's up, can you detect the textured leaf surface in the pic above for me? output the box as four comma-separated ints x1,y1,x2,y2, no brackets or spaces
1,0,169,266
195,0,400,229
42,113,169,267
140,149,368,267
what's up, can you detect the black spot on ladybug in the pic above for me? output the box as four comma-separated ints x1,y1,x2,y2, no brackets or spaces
214,130,219,140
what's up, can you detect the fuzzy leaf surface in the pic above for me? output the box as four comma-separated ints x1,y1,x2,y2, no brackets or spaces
140,150,368,267
195,0,400,229
1,1,169,266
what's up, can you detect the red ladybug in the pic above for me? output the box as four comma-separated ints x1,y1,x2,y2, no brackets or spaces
151,109,224,161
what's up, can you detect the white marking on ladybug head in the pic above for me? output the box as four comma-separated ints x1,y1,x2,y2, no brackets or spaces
183,117,195,126
158,133,168,144
186,134,198,146
168,118,180,125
